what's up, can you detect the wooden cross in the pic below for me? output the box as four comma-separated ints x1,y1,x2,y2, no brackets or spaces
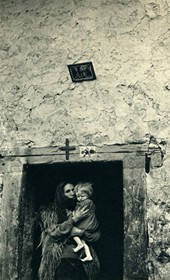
59,139,76,160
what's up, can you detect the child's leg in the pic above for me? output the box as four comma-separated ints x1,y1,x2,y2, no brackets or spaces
80,240,93,262
73,236,84,252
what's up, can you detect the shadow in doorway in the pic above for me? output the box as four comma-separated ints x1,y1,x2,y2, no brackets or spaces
26,161,123,280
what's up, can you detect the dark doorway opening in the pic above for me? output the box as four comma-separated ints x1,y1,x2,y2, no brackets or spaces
23,161,123,280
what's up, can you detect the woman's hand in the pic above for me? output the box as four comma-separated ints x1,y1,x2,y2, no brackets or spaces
72,206,89,223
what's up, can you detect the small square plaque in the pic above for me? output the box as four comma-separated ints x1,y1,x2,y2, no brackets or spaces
67,62,96,82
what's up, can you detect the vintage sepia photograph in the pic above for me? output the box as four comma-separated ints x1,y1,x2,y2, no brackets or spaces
0,0,169,280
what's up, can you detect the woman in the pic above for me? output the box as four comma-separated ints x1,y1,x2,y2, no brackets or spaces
36,182,100,280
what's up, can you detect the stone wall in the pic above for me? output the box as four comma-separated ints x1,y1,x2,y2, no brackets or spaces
0,0,170,279
146,152,170,279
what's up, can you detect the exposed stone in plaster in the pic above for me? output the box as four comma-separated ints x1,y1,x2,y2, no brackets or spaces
146,171,170,279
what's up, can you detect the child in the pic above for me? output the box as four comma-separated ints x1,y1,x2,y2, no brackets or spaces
71,182,100,262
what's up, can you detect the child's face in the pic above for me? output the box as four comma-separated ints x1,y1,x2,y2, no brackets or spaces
76,191,88,202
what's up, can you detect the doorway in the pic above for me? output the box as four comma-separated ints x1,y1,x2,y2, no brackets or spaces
22,161,123,280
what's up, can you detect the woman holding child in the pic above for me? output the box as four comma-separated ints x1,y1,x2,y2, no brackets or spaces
37,181,100,280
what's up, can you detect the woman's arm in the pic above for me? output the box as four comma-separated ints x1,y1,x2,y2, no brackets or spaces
40,206,89,238
46,215,75,237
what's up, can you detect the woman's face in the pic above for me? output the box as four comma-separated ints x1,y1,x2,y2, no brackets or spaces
64,183,75,199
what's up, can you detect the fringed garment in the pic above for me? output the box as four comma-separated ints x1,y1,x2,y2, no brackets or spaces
37,205,100,280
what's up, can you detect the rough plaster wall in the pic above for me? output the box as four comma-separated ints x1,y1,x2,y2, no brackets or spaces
0,0,170,147
0,0,170,279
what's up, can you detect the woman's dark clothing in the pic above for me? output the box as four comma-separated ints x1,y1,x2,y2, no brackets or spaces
55,258,88,280
37,197,100,280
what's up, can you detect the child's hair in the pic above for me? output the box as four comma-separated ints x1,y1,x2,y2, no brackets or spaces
74,182,93,198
